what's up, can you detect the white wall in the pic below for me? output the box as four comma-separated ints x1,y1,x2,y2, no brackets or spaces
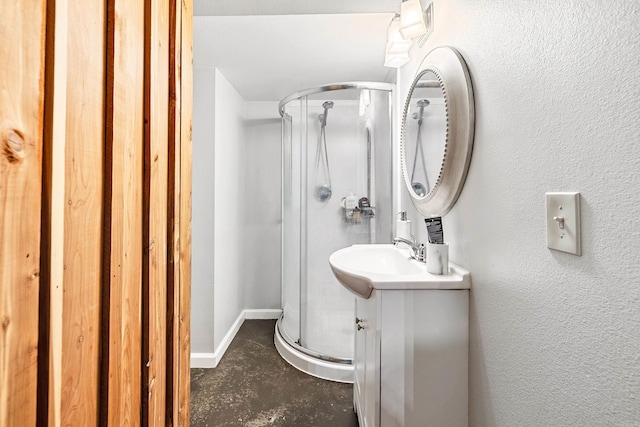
211,69,248,352
243,101,282,310
398,1,640,425
191,70,282,360
191,67,216,353
191,67,247,355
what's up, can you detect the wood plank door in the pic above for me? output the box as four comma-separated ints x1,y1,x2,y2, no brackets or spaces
0,0,192,425
0,1,47,426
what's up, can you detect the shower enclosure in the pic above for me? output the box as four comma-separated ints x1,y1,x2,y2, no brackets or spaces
275,82,394,382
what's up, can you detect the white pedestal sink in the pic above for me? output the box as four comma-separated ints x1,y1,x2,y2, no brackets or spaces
329,244,471,298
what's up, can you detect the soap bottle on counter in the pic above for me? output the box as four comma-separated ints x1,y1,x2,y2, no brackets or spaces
396,211,412,241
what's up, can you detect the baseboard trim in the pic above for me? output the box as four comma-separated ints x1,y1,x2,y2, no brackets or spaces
190,308,283,368
189,352,217,369
244,308,282,320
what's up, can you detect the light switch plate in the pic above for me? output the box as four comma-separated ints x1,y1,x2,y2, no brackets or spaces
546,192,581,256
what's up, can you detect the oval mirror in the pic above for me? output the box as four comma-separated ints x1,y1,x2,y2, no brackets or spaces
400,46,474,216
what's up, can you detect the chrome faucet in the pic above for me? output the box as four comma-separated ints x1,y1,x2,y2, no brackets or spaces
393,236,426,262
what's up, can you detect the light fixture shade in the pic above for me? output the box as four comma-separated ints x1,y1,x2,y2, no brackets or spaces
386,14,412,54
384,50,410,68
400,0,427,39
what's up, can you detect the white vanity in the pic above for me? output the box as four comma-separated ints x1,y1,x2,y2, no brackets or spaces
329,245,470,427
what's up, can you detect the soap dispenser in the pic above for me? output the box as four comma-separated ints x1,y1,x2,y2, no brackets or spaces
396,211,412,241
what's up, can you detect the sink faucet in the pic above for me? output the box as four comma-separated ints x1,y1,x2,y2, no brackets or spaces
393,237,426,262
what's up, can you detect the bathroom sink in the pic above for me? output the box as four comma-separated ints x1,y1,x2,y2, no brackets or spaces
329,244,470,299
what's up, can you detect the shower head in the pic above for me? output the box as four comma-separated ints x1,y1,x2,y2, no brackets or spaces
320,101,334,125
414,99,430,122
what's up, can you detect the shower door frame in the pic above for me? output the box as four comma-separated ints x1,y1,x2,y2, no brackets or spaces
278,82,395,366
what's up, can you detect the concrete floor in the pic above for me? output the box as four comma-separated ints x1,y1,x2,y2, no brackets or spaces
190,320,359,427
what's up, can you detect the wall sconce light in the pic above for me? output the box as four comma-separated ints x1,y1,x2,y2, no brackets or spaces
384,2,433,69
386,14,412,54
384,14,411,68
384,51,410,68
400,0,427,39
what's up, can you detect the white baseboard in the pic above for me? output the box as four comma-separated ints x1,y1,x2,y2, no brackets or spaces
190,308,283,368
244,308,282,320
189,352,217,368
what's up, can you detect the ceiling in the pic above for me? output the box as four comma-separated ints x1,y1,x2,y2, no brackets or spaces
194,0,401,101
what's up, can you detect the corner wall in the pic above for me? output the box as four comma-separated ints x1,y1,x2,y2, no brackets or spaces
212,69,247,353
398,1,640,425
191,67,247,356
191,70,282,365
191,66,216,354
243,101,282,311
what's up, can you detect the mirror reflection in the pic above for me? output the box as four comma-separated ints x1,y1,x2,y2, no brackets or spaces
400,46,474,216
404,71,446,198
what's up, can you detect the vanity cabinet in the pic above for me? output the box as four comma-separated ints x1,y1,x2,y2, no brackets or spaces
353,288,469,427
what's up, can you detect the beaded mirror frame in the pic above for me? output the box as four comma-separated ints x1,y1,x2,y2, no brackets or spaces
400,46,475,216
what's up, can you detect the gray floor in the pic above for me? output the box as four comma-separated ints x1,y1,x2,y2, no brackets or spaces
190,320,359,427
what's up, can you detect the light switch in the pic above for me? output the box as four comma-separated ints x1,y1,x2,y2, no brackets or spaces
546,192,581,256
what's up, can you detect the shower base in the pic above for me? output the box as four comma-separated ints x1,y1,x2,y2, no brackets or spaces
274,317,353,384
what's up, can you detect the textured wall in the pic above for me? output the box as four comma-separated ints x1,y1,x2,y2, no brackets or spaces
398,1,640,425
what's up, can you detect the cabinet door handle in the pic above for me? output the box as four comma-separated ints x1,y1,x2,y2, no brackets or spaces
355,317,363,324
357,324,364,331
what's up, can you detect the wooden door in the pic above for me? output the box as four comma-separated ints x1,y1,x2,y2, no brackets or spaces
0,0,193,426
0,1,46,425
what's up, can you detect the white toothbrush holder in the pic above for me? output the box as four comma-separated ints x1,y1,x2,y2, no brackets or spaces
426,242,449,275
